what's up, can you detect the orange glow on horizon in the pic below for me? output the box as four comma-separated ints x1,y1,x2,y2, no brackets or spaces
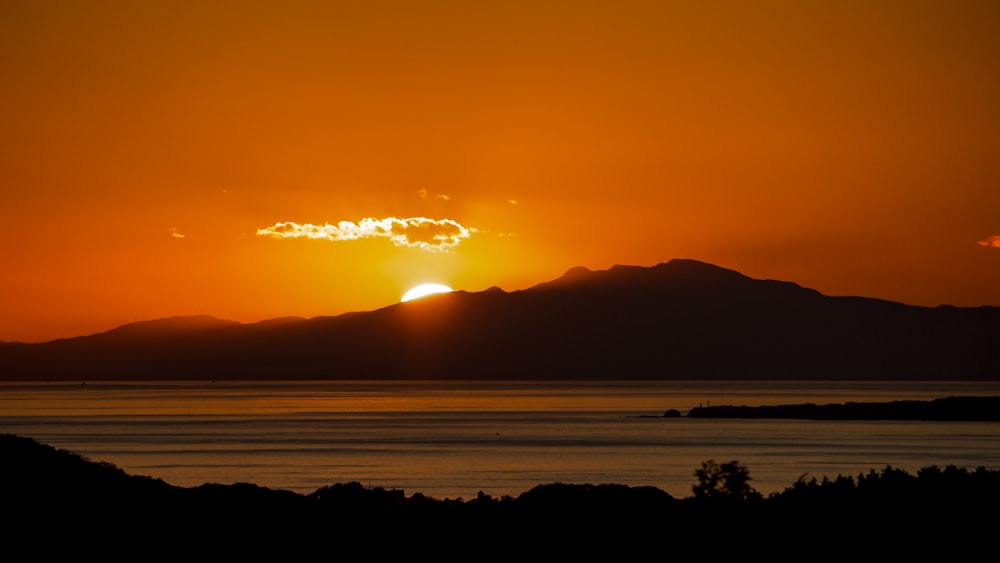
2,1,999,343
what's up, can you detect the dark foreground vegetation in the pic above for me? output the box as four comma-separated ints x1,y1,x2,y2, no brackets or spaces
3,433,998,557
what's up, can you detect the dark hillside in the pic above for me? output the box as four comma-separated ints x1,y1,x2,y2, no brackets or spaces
1,259,998,380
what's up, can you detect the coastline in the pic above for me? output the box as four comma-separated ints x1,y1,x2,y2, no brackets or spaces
672,395,1000,421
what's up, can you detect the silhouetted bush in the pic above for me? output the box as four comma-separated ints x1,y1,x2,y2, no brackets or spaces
692,459,761,501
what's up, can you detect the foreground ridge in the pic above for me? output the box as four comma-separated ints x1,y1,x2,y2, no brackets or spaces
3,433,998,556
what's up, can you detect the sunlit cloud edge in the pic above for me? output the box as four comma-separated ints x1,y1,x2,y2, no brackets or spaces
256,217,474,252
977,235,1000,249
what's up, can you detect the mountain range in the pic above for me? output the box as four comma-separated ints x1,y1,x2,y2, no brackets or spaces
2,258,998,381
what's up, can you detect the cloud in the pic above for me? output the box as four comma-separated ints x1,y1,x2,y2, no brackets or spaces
417,189,450,201
170,227,185,239
977,235,1000,248
256,217,473,251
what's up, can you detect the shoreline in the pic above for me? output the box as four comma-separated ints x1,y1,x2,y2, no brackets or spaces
640,395,1000,421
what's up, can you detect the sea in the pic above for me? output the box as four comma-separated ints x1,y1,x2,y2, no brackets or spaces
2,379,998,501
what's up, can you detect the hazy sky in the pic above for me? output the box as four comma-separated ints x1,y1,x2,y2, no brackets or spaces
2,0,999,343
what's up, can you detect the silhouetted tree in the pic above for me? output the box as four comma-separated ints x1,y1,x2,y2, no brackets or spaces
692,459,759,500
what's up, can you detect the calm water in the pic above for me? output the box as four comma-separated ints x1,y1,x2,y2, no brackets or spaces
2,380,999,500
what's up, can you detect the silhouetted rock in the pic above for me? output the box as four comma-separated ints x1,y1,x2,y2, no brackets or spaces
2,259,998,380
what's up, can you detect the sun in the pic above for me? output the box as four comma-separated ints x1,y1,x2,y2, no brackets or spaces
401,283,454,302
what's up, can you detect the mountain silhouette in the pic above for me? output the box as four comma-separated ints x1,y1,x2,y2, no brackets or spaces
2,259,998,380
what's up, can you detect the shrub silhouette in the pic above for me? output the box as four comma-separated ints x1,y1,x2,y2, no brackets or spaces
692,459,760,501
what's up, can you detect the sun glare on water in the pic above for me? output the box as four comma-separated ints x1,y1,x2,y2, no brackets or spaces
401,283,454,302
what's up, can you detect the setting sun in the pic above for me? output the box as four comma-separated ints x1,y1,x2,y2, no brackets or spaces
401,283,454,302
1,1,998,346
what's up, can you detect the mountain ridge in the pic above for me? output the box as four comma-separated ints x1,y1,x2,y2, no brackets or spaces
1,259,998,381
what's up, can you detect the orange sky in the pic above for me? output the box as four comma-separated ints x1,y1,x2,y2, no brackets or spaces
2,0,999,343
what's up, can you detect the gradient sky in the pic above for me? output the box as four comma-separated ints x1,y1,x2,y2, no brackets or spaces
2,0,999,343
